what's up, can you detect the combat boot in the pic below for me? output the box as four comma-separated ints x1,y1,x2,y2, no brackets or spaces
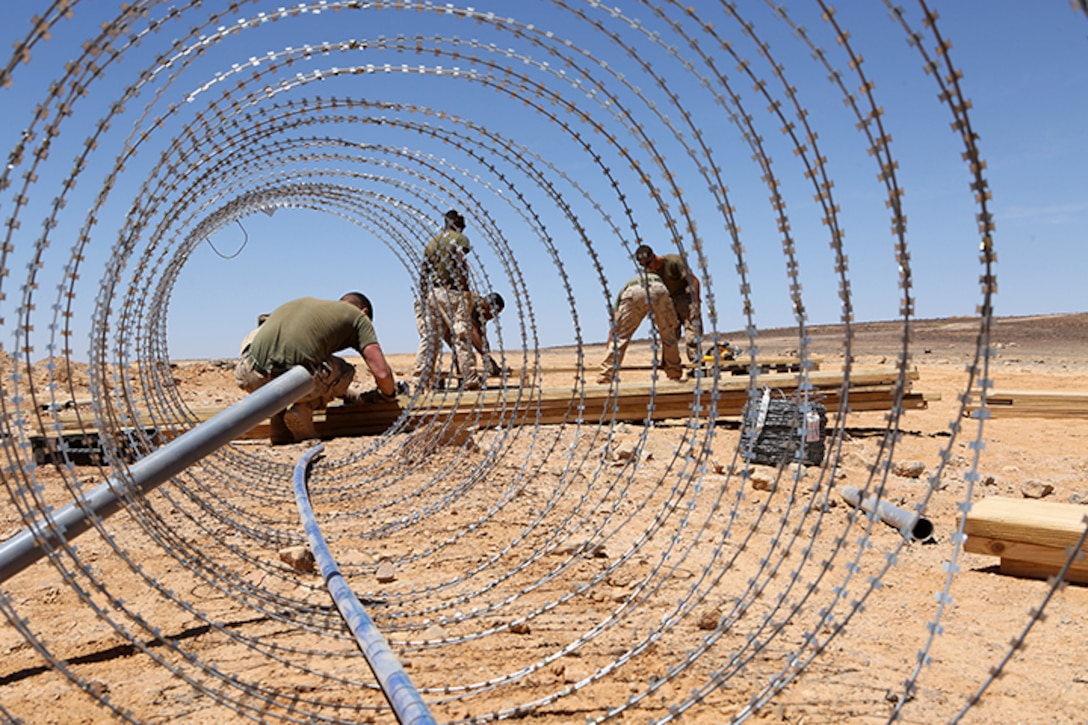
269,411,293,446
283,402,318,442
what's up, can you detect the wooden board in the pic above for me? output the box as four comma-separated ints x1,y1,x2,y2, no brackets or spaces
964,388,1088,418
964,497,1088,550
963,497,1088,582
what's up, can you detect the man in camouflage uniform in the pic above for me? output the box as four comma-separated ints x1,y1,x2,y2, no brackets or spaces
597,273,684,384
413,209,481,391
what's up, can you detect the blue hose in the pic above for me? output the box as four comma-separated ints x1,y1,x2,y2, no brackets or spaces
292,444,436,725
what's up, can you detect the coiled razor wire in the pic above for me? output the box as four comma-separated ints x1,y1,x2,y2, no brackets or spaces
1,2,1086,723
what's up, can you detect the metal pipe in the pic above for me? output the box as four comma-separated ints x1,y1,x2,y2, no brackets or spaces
292,444,436,725
840,485,934,541
0,366,314,584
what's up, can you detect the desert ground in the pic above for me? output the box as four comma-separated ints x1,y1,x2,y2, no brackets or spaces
2,312,1088,724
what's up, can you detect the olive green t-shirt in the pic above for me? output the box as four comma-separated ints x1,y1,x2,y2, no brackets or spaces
248,297,378,370
657,254,691,297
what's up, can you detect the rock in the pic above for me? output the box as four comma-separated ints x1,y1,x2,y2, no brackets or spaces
1021,481,1054,499
609,439,638,462
421,624,448,641
1069,491,1088,505
278,546,316,573
605,437,651,465
697,608,720,631
750,472,775,492
375,559,397,583
510,621,531,635
893,460,926,478
337,549,375,567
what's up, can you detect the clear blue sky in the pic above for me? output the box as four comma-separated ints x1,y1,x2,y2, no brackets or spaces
1,1,1085,362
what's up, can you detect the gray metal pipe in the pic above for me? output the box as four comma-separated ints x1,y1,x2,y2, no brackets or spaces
0,365,314,584
840,485,934,541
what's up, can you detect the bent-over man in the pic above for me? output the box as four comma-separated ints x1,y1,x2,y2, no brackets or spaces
234,292,394,444
635,243,703,364
453,291,506,380
597,272,684,384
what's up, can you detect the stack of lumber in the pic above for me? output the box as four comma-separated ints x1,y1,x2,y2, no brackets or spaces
964,389,1088,419
241,365,934,440
963,497,1088,583
26,365,937,450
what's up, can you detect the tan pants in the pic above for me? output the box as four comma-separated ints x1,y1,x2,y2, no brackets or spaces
599,279,684,381
413,287,478,389
671,293,703,364
233,355,355,410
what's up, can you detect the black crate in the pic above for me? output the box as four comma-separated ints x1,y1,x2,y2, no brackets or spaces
740,393,827,467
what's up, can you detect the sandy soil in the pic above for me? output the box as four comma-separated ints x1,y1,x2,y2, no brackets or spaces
2,313,1088,724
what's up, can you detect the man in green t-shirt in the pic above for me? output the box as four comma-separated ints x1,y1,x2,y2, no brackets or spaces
597,272,684,384
635,243,703,364
234,292,396,444
413,209,481,391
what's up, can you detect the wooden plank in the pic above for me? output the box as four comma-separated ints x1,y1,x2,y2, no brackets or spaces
964,388,1088,418
999,559,1088,585
963,534,1088,572
980,390,1088,406
517,356,823,376
962,497,1088,583
964,497,1088,552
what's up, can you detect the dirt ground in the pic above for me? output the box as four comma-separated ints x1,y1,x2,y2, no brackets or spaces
2,312,1088,724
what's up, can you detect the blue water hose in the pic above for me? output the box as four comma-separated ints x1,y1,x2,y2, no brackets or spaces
292,444,436,725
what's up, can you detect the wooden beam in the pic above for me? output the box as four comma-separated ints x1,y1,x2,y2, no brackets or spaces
963,496,1088,582
964,389,1088,419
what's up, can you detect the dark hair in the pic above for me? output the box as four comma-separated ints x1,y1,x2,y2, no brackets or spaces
444,209,466,232
635,244,654,265
341,291,374,320
484,292,505,313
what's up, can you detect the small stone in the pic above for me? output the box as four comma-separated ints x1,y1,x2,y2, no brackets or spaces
375,559,397,583
337,549,375,567
421,624,448,641
893,460,926,478
1069,491,1088,505
1021,481,1054,499
610,440,638,461
278,546,316,573
697,608,720,631
751,473,775,492
510,621,531,635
